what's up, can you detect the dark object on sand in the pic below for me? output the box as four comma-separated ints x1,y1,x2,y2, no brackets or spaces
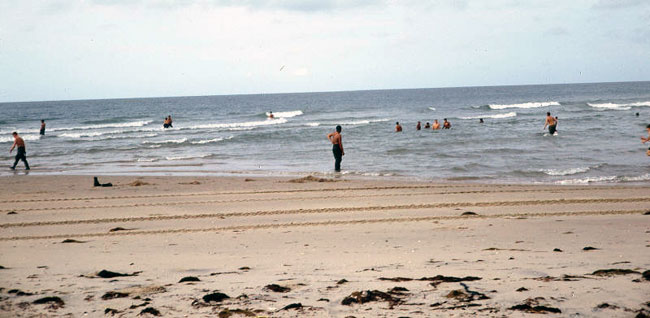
281,303,303,310
61,239,85,243
33,296,65,307
341,290,402,307
0,265,6,269
642,270,650,281
97,270,138,278
179,276,200,283
218,308,258,317
101,291,129,300
379,277,413,282
590,269,640,276
644,211,650,215
422,275,482,287
264,284,291,293
109,227,133,232
388,287,409,294
139,307,161,316
8,289,33,296
509,303,561,313
553,248,563,252
7,211,17,215
94,177,112,187
337,279,348,285
238,266,251,271
105,308,120,315
583,246,599,251
317,298,330,302
202,292,230,303
516,287,528,292
597,303,619,309
461,211,478,216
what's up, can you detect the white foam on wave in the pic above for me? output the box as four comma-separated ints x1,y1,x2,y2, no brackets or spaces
52,120,154,132
541,166,591,176
266,110,303,118
186,118,288,130
587,101,650,111
0,135,41,143
428,107,436,111
489,101,560,110
190,136,233,144
305,122,320,127
341,118,390,126
460,112,517,120
137,158,157,162
142,138,187,145
165,154,210,161
555,175,617,185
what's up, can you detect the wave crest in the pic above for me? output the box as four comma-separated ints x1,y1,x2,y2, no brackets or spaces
489,101,560,110
460,112,517,120
266,110,303,118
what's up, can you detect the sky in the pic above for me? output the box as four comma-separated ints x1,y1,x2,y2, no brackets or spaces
0,0,649,102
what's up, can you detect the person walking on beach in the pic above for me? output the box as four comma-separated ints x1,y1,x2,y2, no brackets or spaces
443,118,451,129
543,112,557,135
416,121,421,131
395,122,403,132
39,120,46,135
641,124,650,156
9,132,30,170
327,125,344,172
432,119,440,130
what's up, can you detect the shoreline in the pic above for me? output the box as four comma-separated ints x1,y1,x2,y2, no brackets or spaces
1,175,648,317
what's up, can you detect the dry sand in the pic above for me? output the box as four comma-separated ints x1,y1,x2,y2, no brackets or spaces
0,175,648,317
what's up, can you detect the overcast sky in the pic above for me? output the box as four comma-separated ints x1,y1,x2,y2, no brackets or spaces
1,0,648,102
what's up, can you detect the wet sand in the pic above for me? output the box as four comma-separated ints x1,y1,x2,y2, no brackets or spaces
0,175,649,317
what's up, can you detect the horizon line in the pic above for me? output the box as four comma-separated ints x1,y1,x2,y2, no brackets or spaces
2,79,649,104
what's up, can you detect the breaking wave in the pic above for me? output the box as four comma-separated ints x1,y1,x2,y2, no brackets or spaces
460,112,517,120
266,110,303,118
488,101,560,110
587,101,650,111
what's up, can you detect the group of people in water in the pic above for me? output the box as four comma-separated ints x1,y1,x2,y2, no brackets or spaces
403,119,452,132
163,115,173,128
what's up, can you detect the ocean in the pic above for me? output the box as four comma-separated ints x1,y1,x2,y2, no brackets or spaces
1,81,649,184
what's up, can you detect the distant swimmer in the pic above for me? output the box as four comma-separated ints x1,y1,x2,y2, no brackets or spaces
424,122,431,129
636,112,640,117
641,124,650,156
432,119,440,130
543,112,557,135
327,125,344,172
9,132,30,170
40,120,46,135
268,111,274,119
395,122,403,132
163,115,173,128
416,121,421,131
443,118,451,129
554,116,559,132
479,118,484,124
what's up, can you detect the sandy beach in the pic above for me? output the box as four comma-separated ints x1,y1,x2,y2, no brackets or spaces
0,175,649,317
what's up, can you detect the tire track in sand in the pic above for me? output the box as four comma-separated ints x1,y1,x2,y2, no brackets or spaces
2,197,649,228
0,209,645,241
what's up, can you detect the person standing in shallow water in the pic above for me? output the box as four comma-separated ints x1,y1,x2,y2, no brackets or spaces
544,112,557,135
39,120,46,135
10,132,30,170
327,125,344,172
395,122,403,132
416,121,421,130
641,124,650,156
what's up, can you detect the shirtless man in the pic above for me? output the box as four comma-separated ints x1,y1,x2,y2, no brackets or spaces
432,119,440,130
327,125,344,172
543,112,557,135
424,122,431,129
416,121,421,131
40,120,46,135
641,124,650,156
9,132,30,170
395,122,403,132
269,112,274,119
443,118,451,129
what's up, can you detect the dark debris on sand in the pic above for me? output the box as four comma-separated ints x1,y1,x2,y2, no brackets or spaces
179,276,200,283
286,175,337,183
378,275,482,287
104,308,121,315
583,246,599,251
33,296,65,308
553,248,563,252
280,303,303,311
8,289,33,296
109,227,134,232
533,275,586,282
642,270,650,281
61,239,86,243
337,279,348,285
509,297,561,314
461,211,478,216
101,291,129,300
341,289,405,308
139,307,161,316
590,269,640,276
96,269,140,278
202,292,230,304
7,211,17,215
218,308,261,317
264,284,291,293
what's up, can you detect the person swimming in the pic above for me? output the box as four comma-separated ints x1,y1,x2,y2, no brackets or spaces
424,122,431,129
443,118,451,129
544,112,557,135
395,122,403,132
479,118,484,124
416,121,421,130
268,111,274,119
432,119,440,130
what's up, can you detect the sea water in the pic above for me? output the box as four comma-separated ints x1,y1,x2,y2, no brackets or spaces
1,81,649,184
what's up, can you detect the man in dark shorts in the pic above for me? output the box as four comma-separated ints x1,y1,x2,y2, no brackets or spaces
443,118,451,129
544,112,557,135
10,132,30,170
40,120,46,135
416,121,421,130
395,122,402,132
327,125,344,172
